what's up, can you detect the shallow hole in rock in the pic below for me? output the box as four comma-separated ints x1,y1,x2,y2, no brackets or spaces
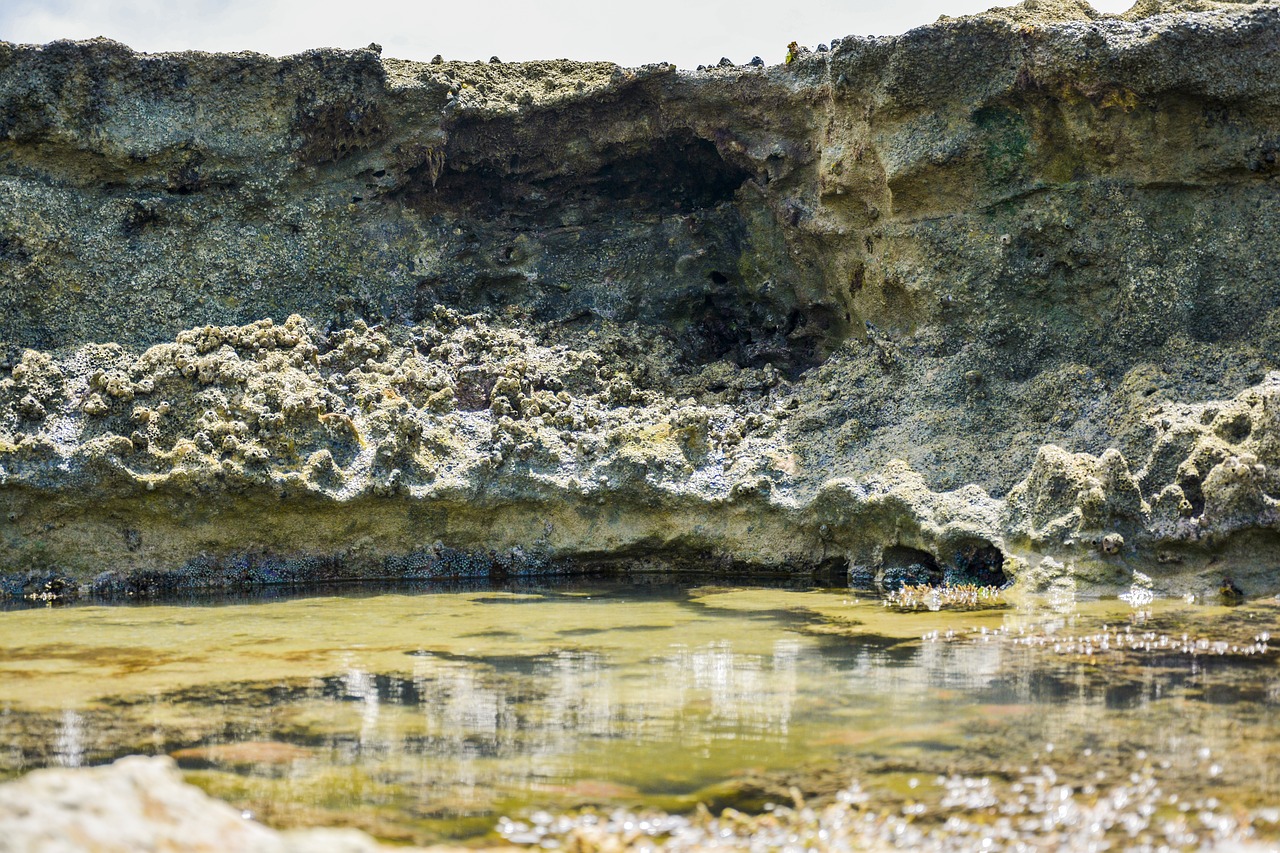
1179,471,1207,517
690,293,743,363
878,546,942,591
944,539,1008,587
811,556,850,587
400,120,841,375
676,291,842,374
1216,412,1252,443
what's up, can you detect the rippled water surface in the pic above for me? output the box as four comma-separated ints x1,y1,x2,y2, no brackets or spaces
2,580,1279,846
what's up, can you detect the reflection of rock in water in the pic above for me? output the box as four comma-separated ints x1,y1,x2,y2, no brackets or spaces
1,593,1280,845
53,709,84,769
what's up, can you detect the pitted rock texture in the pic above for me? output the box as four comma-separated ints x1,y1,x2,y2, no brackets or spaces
2,0,1280,597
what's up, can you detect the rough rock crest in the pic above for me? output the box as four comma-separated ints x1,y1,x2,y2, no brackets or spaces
2,0,1280,596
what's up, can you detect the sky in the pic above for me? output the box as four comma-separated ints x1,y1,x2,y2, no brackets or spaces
0,0,1137,68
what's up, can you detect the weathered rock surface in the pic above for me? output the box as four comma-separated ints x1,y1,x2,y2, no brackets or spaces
0,756,406,852
2,0,1280,596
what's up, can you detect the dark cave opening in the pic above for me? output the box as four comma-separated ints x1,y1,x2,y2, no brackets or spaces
397,118,841,375
878,546,943,591
671,277,844,373
876,541,1008,591
813,556,851,587
945,539,1008,587
426,128,752,222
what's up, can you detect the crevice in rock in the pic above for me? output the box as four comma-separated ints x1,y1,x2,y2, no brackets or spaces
1178,470,1207,518
812,556,851,587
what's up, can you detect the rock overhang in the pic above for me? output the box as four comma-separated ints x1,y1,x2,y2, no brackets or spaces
2,0,1280,599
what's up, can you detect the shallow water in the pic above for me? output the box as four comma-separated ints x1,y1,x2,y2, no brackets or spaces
2,580,1279,847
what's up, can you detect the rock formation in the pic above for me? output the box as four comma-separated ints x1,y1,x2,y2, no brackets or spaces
0,756,406,852
2,0,1280,597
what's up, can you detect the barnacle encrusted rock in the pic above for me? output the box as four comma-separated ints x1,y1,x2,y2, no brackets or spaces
3,0,1280,597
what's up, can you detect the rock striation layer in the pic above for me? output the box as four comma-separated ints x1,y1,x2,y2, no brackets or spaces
2,0,1280,597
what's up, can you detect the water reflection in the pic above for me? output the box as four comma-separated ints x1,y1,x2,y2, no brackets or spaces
53,709,84,768
1,585,1279,844
307,638,818,785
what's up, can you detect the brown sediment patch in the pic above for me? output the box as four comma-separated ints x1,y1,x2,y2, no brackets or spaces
529,780,643,801
171,741,314,768
1,644,199,674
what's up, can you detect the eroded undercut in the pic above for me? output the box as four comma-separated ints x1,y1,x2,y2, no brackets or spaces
397,112,841,374
7,7,1280,598
426,127,752,222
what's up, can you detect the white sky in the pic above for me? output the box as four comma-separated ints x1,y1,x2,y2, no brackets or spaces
0,0,1137,68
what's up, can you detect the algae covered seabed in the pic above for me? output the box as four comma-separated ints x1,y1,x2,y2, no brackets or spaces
2,580,1279,847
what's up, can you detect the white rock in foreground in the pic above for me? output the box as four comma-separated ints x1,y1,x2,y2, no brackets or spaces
0,756,392,853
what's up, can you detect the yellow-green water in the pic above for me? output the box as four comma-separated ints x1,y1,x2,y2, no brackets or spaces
1,581,1278,846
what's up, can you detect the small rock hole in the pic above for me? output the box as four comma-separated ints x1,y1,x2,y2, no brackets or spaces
878,546,942,591
813,556,850,587
945,539,1008,586
849,265,865,295
1216,412,1252,444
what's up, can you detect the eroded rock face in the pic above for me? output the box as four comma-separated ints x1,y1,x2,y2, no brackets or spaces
2,1,1280,596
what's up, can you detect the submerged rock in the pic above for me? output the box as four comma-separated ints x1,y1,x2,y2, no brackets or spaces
2,1,1280,596
170,741,316,769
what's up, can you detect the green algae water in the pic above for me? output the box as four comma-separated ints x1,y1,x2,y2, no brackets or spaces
2,581,1280,848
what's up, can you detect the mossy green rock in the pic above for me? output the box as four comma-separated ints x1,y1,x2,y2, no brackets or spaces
3,1,1280,597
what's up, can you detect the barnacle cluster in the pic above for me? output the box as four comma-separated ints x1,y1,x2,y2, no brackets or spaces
883,583,1005,611
498,764,1279,851
921,619,1274,661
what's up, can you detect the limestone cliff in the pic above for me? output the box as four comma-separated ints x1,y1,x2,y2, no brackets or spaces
2,0,1280,598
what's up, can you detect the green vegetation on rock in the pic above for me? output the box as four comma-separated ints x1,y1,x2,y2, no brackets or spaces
2,0,1280,597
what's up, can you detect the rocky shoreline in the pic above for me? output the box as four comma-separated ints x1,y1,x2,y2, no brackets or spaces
3,0,1280,599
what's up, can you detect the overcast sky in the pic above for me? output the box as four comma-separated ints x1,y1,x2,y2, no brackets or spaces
0,0,1136,68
